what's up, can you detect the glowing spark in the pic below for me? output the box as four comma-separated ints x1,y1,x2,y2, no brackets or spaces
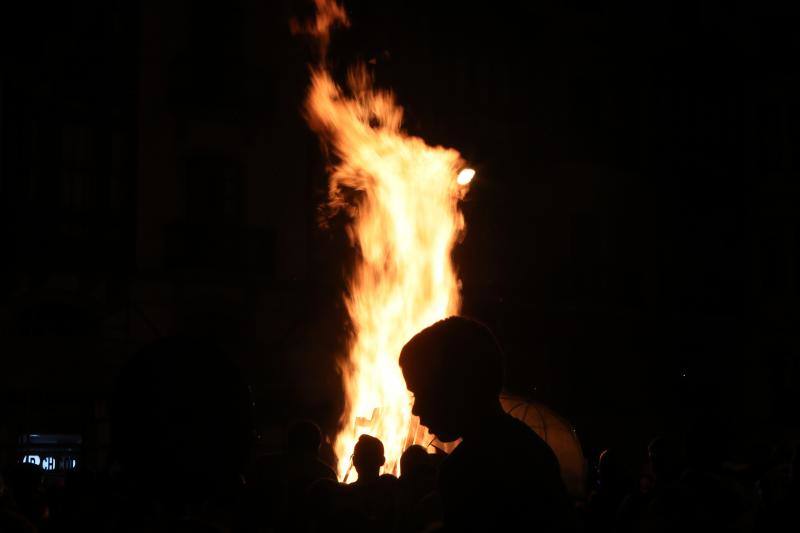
457,168,476,186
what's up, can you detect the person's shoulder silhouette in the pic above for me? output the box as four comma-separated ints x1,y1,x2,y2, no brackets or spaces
585,449,629,533
285,419,337,486
399,444,435,499
400,316,575,532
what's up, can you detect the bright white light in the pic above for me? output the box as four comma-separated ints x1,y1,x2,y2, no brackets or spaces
456,168,475,186
42,457,56,471
22,455,40,466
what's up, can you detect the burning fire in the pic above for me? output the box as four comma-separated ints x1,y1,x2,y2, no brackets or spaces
298,0,473,479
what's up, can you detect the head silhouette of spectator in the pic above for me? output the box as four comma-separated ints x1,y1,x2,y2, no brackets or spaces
288,420,324,456
586,449,629,533
112,336,252,504
399,316,504,442
400,445,429,479
597,449,613,480
648,436,685,485
353,435,384,483
596,448,627,492
399,444,436,507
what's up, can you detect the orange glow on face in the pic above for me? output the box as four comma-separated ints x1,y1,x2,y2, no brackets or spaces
301,1,472,480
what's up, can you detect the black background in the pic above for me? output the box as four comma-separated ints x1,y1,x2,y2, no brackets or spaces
1,1,798,471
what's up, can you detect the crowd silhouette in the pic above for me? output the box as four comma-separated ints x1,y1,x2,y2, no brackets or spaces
1,317,798,532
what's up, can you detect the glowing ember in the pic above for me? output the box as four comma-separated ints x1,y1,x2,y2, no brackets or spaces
298,0,473,480
457,168,476,186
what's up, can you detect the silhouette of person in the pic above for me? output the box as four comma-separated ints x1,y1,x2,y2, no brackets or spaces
648,436,685,487
306,477,348,533
399,445,435,500
617,436,688,533
397,445,439,533
675,425,755,532
585,449,629,533
352,434,385,485
399,316,574,532
343,435,399,532
249,419,337,532
764,442,800,532
286,420,338,486
111,336,252,530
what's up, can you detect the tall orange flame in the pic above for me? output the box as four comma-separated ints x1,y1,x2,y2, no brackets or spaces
300,1,472,480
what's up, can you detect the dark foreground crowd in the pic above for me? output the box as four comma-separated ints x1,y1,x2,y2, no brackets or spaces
1,318,798,532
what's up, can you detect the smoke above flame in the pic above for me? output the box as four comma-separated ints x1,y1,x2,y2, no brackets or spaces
298,0,473,480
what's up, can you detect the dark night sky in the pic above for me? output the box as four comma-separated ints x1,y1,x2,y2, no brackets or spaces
1,1,799,464
321,1,800,454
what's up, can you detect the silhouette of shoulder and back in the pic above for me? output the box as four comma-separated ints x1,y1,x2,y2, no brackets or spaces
248,420,337,532
285,420,338,493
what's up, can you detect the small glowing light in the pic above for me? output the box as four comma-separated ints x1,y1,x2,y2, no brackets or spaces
22,455,40,466
42,457,56,471
456,168,475,186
